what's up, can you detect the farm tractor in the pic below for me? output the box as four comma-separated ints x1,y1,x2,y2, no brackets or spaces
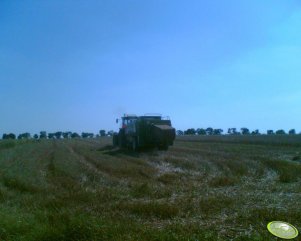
113,114,176,151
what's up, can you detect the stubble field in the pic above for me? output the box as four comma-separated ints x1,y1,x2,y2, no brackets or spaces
0,135,301,241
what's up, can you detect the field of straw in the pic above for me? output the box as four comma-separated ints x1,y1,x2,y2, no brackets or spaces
0,135,300,240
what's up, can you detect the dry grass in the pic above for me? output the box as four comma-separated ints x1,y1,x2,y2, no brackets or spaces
0,136,300,240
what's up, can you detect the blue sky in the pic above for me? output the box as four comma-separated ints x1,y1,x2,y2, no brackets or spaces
1,0,301,135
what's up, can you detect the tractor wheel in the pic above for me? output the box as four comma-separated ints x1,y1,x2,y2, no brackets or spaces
118,129,126,148
132,137,139,152
113,134,119,147
158,144,168,151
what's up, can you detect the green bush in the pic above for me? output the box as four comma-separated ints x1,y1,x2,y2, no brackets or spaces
0,140,16,150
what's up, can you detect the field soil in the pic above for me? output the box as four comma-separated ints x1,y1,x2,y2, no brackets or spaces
0,135,301,240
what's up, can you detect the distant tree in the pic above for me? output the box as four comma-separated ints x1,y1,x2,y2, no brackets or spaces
3,133,16,140
267,130,274,135
196,128,206,135
18,133,31,140
99,130,106,137
71,132,80,138
251,129,260,135
206,127,213,135
81,132,93,138
276,129,286,135
62,132,72,139
107,130,114,136
241,128,250,135
176,130,184,136
33,134,39,139
54,131,62,139
40,131,47,139
48,133,55,139
213,129,223,135
289,129,296,135
228,128,238,135
184,128,196,135
96,134,100,138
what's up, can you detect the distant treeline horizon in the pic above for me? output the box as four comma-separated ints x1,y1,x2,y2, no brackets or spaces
1,127,300,140
1,130,111,140
176,128,300,136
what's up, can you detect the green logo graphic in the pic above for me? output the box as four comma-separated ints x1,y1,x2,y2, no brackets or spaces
267,221,298,239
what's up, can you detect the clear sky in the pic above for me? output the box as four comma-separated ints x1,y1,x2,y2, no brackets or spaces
1,0,301,135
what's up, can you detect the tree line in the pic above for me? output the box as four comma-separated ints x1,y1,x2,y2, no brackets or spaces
1,128,299,140
1,130,114,140
176,128,299,136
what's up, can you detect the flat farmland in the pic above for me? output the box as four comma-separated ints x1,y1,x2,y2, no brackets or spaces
0,136,301,241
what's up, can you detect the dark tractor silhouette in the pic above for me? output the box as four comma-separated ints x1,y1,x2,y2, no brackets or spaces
113,114,176,151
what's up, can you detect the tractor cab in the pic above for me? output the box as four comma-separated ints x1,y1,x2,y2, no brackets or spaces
120,114,138,133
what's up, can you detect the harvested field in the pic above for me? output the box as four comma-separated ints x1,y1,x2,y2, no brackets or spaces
0,136,300,240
